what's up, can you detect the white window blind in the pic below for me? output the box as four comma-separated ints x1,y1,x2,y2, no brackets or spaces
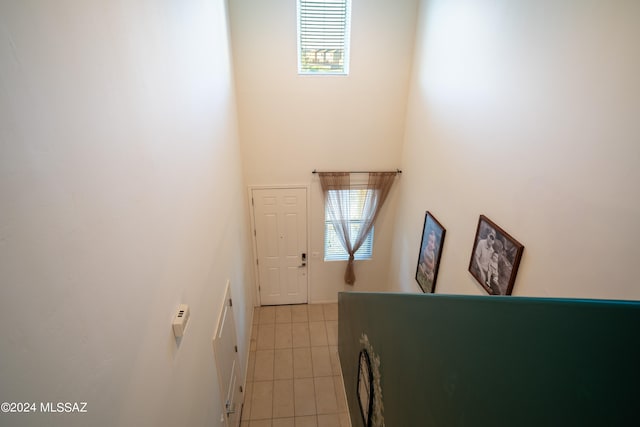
297,0,351,74
324,188,374,261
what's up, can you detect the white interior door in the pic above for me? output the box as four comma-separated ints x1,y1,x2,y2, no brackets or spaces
252,188,308,305
213,282,242,427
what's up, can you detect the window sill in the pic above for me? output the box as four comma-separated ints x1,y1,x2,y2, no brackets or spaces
298,72,349,77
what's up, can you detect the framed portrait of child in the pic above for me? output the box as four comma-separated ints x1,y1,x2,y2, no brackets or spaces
469,215,524,295
415,211,446,293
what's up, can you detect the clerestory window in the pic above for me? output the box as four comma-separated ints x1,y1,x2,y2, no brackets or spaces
297,0,352,75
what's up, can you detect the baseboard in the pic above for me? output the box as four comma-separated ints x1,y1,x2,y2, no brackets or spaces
308,299,338,305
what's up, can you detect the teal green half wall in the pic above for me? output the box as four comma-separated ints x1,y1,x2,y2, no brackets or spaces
338,292,639,427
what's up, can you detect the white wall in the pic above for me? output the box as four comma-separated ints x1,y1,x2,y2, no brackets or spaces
390,0,640,300
0,1,254,426
229,0,418,302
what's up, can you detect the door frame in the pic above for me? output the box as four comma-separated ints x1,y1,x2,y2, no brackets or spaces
248,185,310,307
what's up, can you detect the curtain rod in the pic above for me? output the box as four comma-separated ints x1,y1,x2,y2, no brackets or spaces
312,169,402,174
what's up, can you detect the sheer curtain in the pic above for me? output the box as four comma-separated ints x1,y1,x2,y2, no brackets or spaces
319,172,397,285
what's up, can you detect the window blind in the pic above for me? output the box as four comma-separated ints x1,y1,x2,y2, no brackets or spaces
298,0,351,74
324,188,374,261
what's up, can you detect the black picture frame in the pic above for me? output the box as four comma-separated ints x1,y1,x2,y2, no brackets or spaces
415,211,446,293
357,349,373,427
469,215,524,295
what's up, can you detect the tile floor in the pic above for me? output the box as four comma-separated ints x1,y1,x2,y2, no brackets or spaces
241,304,351,427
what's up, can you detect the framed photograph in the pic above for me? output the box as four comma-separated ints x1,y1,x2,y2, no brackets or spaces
415,211,446,293
469,215,524,295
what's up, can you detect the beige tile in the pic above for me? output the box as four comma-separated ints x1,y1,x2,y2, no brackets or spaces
293,347,313,378
313,377,338,414
250,325,258,351
322,304,338,321
294,378,317,416
328,346,341,376
333,376,348,413
272,418,295,427
251,381,273,420
295,416,318,427
274,348,293,380
253,307,260,325
317,414,340,427
260,306,276,324
247,351,256,381
243,382,253,421
246,381,254,399
254,350,274,381
314,376,338,415
273,379,295,418
311,346,332,377
309,322,328,347
292,322,311,348
244,310,343,427
308,304,325,321
291,304,309,323
257,324,275,350
275,323,293,349
325,321,338,346
250,324,258,352
275,305,292,323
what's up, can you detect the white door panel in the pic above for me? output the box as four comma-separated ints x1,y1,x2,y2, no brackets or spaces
213,282,242,427
253,188,308,305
